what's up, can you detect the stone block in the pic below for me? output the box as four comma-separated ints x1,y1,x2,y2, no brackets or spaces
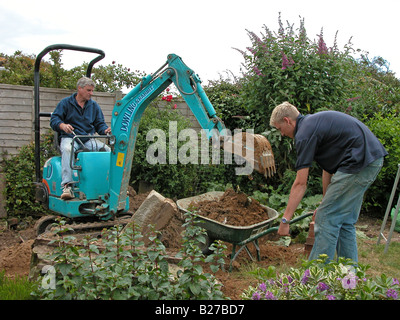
126,190,177,244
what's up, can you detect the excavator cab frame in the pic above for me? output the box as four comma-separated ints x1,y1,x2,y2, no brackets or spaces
33,44,105,183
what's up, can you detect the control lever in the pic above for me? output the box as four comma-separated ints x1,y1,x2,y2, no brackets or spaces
72,131,89,152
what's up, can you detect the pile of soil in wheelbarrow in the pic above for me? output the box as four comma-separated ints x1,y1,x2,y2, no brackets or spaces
189,189,270,226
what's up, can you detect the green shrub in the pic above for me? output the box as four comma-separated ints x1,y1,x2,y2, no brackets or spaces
131,103,200,198
131,103,248,198
364,113,400,215
2,130,57,216
33,213,226,300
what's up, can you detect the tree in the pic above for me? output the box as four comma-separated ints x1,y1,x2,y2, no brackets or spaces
0,50,145,92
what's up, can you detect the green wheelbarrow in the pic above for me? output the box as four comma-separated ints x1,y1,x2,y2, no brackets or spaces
177,191,313,271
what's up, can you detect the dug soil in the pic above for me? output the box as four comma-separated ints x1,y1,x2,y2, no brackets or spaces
1,188,399,300
189,188,270,226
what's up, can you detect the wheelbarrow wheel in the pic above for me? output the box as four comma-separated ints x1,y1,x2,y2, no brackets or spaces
199,233,215,255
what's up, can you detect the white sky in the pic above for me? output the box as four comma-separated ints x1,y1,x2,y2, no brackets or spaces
1,0,399,85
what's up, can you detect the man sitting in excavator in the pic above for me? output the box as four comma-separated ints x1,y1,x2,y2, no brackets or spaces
50,77,111,200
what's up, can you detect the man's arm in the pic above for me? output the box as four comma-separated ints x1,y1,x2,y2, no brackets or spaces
278,167,309,236
50,101,66,132
322,170,333,196
92,103,111,135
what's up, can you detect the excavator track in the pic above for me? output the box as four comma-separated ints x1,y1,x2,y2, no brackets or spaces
34,214,133,242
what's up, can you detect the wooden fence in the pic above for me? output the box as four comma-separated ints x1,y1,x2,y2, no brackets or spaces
0,84,200,157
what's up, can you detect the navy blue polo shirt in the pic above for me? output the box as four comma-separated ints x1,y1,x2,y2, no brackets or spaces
294,111,387,174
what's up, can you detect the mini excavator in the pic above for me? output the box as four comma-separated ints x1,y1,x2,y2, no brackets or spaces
33,44,275,234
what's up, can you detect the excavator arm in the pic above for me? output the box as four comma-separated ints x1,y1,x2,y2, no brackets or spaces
107,54,275,216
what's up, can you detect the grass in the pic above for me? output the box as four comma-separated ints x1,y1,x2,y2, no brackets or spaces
0,270,37,300
359,238,400,279
239,230,400,289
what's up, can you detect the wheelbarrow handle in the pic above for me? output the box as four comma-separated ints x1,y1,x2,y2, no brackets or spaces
237,212,313,246
288,211,313,225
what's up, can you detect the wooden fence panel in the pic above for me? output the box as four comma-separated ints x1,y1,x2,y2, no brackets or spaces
0,84,201,157
0,84,120,156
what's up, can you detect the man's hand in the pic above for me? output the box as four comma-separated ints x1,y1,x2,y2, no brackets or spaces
278,222,290,236
105,127,111,135
60,123,74,134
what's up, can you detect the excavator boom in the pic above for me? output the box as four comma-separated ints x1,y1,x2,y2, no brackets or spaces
108,54,275,217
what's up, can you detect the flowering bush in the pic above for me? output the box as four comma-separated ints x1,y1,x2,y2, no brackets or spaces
161,87,177,109
241,255,399,300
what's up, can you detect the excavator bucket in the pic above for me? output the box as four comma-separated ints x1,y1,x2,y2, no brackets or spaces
222,132,276,178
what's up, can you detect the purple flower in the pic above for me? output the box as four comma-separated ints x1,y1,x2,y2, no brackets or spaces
341,273,357,290
258,283,267,292
248,31,262,44
317,282,329,292
252,292,261,300
281,52,289,70
301,269,310,284
281,52,295,70
318,35,328,55
392,278,399,286
326,294,336,300
265,291,277,300
387,289,398,299
253,66,263,76
247,47,256,55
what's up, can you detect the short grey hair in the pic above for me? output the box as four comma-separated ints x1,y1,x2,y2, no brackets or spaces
77,76,95,89
270,101,300,127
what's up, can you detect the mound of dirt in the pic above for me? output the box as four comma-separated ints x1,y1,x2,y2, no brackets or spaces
0,239,34,278
189,189,270,226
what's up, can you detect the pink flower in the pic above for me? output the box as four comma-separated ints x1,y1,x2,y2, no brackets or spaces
341,273,357,290
318,35,328,55
281,52,294,70
281,52,289,70
253,66,263,76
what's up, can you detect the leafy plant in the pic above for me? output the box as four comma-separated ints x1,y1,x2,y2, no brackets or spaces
241,254,400,300
363,113,400,214
251,189,321,244
2,130,58,216
33,213,226,300
130,102,198,198
131,102,242,199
